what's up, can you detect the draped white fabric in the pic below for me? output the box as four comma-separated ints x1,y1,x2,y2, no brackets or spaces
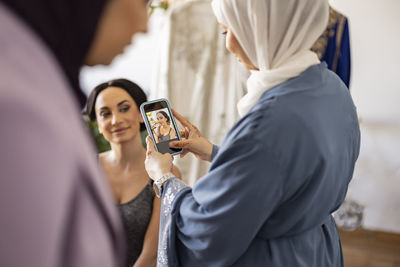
212,0,329,117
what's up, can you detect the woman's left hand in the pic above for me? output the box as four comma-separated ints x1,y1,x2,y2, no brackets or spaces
145,136,174,181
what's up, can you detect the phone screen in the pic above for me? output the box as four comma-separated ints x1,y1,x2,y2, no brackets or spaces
140,99,183,155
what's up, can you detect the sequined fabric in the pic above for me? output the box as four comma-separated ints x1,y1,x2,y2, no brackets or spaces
157,178,188,267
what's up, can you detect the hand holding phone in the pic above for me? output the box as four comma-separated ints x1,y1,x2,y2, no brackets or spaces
169,109,214,162
140,99,183,156
144,136,174,181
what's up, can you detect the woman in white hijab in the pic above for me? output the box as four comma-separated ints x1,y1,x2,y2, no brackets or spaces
145,0,360,266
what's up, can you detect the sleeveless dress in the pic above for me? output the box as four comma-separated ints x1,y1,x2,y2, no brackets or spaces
118,180,154,266
158,127,172,142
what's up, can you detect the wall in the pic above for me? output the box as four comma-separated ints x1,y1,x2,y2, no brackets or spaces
330,0,400,233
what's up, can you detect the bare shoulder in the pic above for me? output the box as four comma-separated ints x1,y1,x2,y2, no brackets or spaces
98,150,110,159
98,151,112,168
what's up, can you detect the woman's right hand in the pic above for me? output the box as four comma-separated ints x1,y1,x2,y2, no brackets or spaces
170,109,214,162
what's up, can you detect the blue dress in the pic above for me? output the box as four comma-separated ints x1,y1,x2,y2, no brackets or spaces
157,63,360,267
312,8,351,88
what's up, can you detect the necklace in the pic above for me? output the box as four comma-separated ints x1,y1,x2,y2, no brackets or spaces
160,124,170,135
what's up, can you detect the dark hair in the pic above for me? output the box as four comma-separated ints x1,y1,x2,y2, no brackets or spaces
156,111,170,124
3,0,107,107
86,78,147,131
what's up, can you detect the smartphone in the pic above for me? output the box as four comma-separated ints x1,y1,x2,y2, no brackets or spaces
140,98,183,156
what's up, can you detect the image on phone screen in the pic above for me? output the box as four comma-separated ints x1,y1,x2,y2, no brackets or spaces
140,99,183,155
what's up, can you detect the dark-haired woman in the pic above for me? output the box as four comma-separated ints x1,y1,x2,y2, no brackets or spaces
154,111,177,143
86,79,181,267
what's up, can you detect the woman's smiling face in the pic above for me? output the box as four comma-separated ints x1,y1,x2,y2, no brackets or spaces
95,86,143,144
157,112,168,126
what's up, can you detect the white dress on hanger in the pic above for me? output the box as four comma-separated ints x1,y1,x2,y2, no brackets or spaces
151,0,248,186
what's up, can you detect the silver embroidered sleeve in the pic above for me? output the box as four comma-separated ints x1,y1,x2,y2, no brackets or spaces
157,178,188,267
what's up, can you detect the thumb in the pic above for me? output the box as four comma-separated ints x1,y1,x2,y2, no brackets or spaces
169,139,191,149
146,136,156,154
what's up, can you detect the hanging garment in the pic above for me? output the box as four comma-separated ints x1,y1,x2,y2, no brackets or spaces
312,7,351,88
151,0,247,186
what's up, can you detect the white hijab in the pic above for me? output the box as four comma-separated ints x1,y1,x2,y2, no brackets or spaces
211,0,329,117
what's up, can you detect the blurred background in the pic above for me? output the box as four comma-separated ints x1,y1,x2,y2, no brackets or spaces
80,0,400,266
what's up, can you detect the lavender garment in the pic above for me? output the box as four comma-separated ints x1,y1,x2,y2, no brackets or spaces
0,4,126,267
